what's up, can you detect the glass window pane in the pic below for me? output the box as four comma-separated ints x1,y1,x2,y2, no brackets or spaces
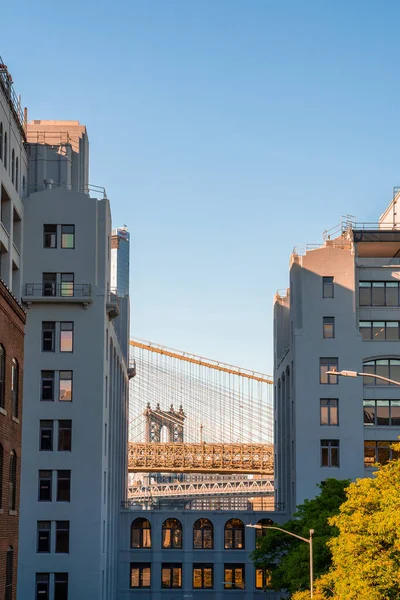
331,447,339,467
321,446,329,466
60,274,74,297
376,401,390,425
320,402,328,425
142,567,150,587
204,568,213,588
376,360,389,385
378,443,391,465
172,567,181,587
234,568,244,589
363,400,375,425
364,441,376,467
330,401,338,425
60,323,73,352
59,372,72,401
161,568,170,588
391,400,400,426
131,568,139,587
162,530,171,549
142,529,151,548
359,321,372,340
323,317,334,338
256,569,264,589
203,529,213,549
386,322,399,340
359,282,371,306
61,225,75,249
390,360,400,384
323,277,334,298
372,282,385,306
386,282,398,306
372,322,385,340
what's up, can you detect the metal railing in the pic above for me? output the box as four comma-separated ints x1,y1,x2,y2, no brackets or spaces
24,283,91,298
0,58,26,134
27,182,108,199
121,499,285,512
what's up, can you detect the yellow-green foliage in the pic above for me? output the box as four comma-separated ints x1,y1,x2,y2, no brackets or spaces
293,443,400,600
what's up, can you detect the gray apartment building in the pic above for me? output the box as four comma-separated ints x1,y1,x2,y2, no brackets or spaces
274,194,400,516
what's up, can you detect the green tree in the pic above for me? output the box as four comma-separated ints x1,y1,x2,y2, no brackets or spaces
251,479,349,595
293,443,400,600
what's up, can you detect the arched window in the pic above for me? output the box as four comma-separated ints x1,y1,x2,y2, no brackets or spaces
0,123,3,161
4,132,7,169
11,149,15,183
193,518,213,549
363,358,400,385
0,345,5,410
15,157,18,192
224,518,245,549
131,517,151,548
8,451,16,511
11,359,18,419
255,518,274,543
162,518,182,549
5,546,13,600
0,444,3,509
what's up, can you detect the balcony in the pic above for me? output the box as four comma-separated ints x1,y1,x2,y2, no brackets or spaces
22,283,92,308
106,291,120,319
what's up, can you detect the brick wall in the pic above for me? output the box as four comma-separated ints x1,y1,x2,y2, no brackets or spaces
0,281,26,600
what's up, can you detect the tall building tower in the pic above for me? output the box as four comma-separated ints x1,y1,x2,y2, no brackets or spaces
18,121,129,600
274,195,400,516
111,227,130,298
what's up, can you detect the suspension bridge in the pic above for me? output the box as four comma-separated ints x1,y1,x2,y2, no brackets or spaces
128,339,274,506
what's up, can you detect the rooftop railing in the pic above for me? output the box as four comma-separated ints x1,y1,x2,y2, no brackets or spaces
24,283,91,298
26,181,108,199
0,58,26,135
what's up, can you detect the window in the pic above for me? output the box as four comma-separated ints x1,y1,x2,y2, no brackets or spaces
61,225,75,249
0,344,5,409
193,518,213,549
38,470,52,501
22,175,25,195
0,123,2,161
323,317,335,338
224,564,245,589
0,445,3,509
42,322,55,352
57,470,71,502
360,321,400,340
321,439,339,467
131,518,151,548
320,358,338,384
130,563,151,588
363,399,400,426
60,273,74,297
11,359,18,418
59,371,72,401
36,573,50,600
54,573,68,600
363,359,400,385
58,420,72,451
161,563,182,588
15,157,18,192
43,226,57,249
40,420,53,451
162,518,182,549
255,518,274,543
37,521,51,553
359,281,400,307
320,399,339,425
56,521,70,553
193,564,213,589
41,371,55,401
42,273,57,296
5,546,13,600
8,451,16,510
322,276,334,298
364,441,399,467
255,566,271,590
4,132,7,168
11,150,14,184
224,518,245,549
60,322,73,352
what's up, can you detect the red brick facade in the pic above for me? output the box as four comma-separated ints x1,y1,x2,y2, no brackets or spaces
0,282,26,600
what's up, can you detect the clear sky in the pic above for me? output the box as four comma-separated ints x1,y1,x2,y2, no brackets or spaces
3,0,400,372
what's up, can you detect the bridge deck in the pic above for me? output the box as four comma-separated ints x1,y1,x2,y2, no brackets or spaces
128,442,274,475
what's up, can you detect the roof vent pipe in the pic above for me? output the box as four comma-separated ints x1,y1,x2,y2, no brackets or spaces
44,178,53,190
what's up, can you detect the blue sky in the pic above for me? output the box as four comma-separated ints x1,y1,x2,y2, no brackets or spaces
3,1,400,372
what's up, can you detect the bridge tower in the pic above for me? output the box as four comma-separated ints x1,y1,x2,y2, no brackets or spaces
144,402,186,443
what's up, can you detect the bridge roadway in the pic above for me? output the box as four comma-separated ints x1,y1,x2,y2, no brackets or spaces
128,474,274,502
128,442,274,475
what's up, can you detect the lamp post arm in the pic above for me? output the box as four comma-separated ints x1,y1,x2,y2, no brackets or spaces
358,372,400,386
255,525,310,544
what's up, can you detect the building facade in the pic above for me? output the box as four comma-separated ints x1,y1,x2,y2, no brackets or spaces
274,197,400,515
0,281,25,600
17,121,129,600
118,507,283,600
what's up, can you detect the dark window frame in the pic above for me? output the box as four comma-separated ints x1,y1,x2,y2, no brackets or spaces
38,470,52,502
61,224,75,249
8,451,16,510
162,518,183,549
60,322,74,353
37,521,51,553
41,370,55,401
320,439,340,467
364,440,399,467
40,420,53,451
59,370,73,402
57,470,71,502
193,563,213,589
130,562,151,589
320,398,339,426
0,344,5,409
320,357,338,384
54,572,68,600
362,358,400,385
359,281,400,307
322,276,334,298
58,420,72,452
5,546,13,600
43,225,57,249
224,563,245,590
224,518,245,550
363,399,400,426
42,322,56,352
323,317,335,339
255,566,271,590
60,273,74,297
55,520,70,553
11,358,19,418
35,573,50,600
130,518,151,549
161,562,182,589
193,518,214,549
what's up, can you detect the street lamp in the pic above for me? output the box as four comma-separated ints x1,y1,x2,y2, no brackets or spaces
326,369,400,386
247,524,314,598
